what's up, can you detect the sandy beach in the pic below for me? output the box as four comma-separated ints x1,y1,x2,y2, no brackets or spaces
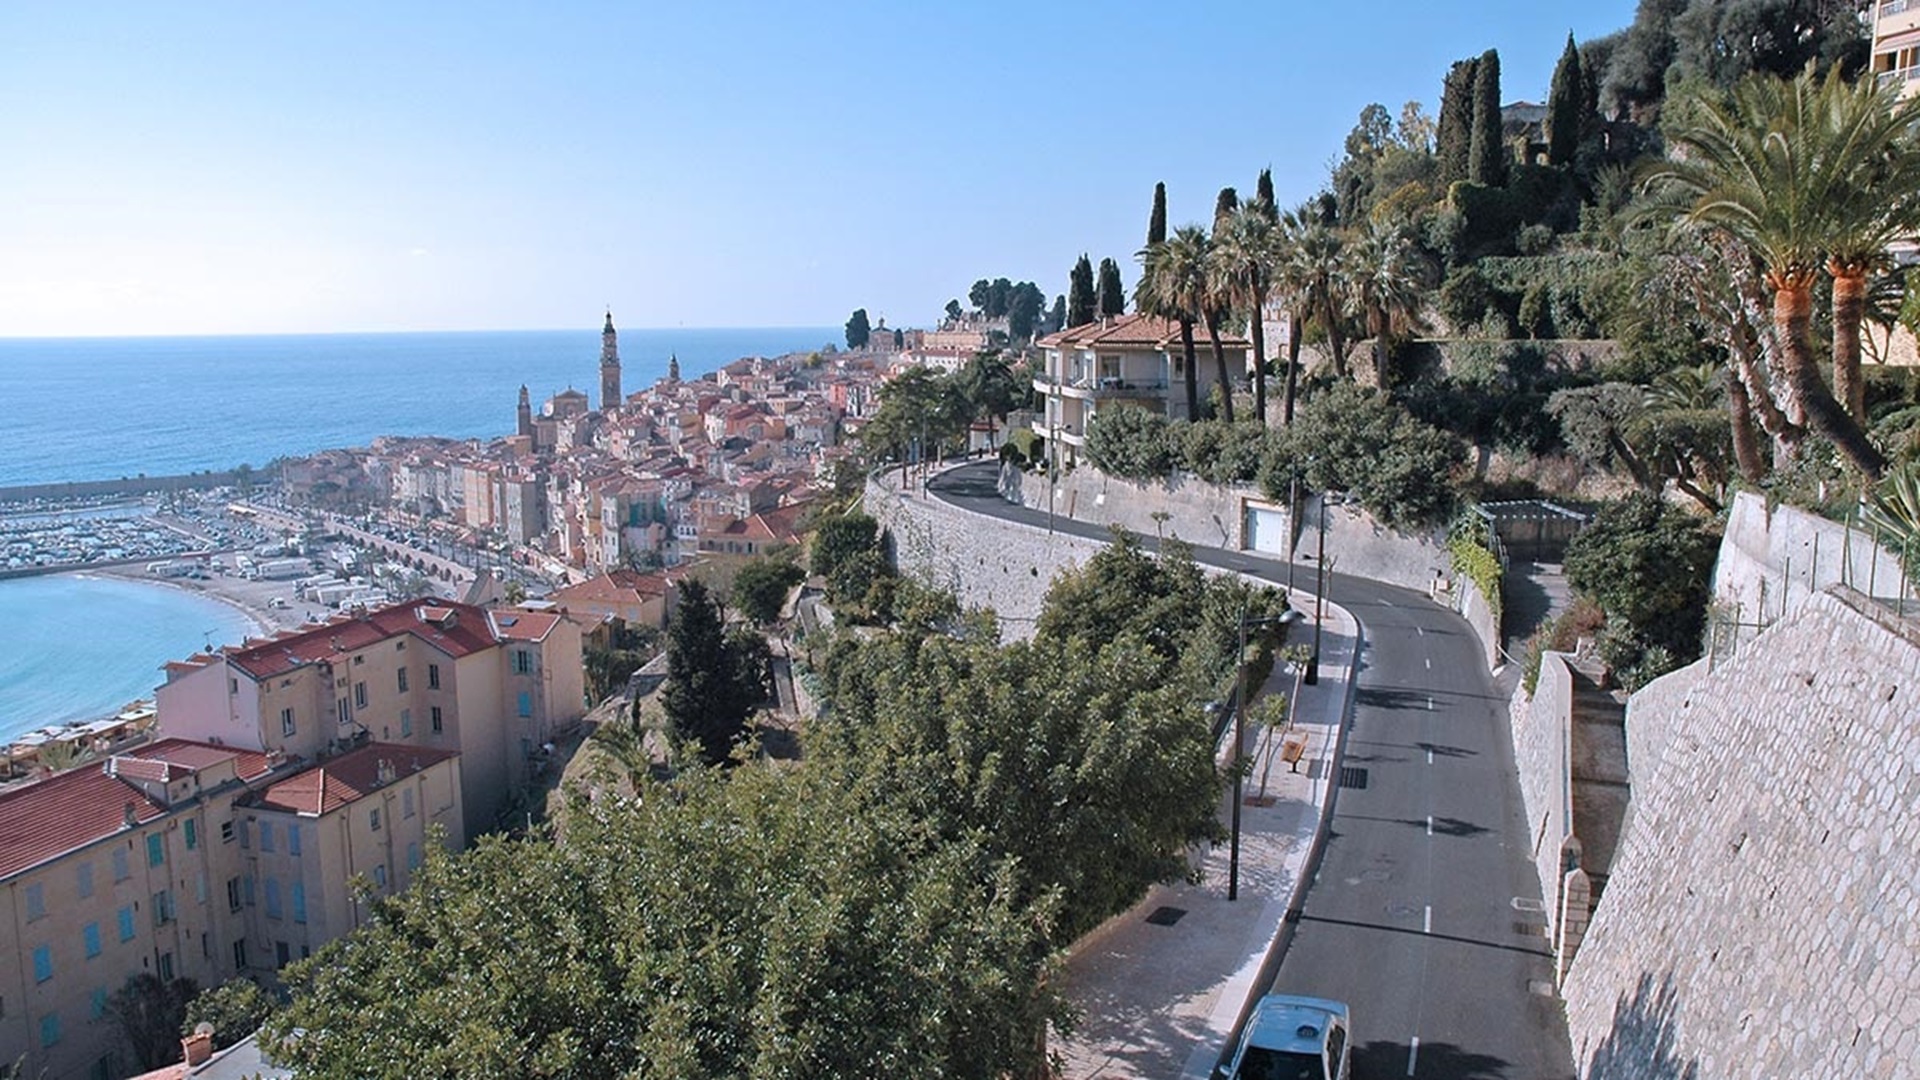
92,564,327,642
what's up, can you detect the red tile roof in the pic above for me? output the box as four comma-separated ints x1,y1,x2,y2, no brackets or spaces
1036,312,1252,351
247,742,459,817
490,610,562,642
223,600,501,681
0,739,275,881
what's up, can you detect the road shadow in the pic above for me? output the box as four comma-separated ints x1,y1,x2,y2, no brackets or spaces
1353,1039,1510,1080
1354,686,1436,712
1580,971,1701,1080
1335,813,1492,839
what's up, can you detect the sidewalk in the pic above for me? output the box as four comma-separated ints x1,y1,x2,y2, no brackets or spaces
1053,600,1361,1080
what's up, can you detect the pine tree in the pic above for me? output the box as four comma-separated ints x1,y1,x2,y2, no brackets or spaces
1468,48,1506,186
661,579,765,765
1213,187,1239,232
1067,255,1096,328
1255,168,1277,220
1437,57,1478,184
1096,258,1125,317
1048,295,1066,334
1147,182,1167,245
1546,33,1583,166
844,308,871,350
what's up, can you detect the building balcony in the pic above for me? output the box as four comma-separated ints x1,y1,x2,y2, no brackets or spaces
1030,418,1085,448
1878,65,1920,92
1033,374,1172,401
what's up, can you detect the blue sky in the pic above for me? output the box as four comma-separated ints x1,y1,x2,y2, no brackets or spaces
0,1,1638,337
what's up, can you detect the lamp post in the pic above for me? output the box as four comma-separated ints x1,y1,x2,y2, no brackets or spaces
1304,491,1331,685
1230,606,1306,901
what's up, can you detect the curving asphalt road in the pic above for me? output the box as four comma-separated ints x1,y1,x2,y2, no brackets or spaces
926,462,1575,1080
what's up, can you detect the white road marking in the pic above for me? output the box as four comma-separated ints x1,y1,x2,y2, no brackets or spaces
1408,1036,1421,1075
1426,815,1433,836
1381,598,1394,607
1416,625,1425,636
1424,905,1432,933
1426,746,1434,764
1425,657,1432,670
1426,696,1434,712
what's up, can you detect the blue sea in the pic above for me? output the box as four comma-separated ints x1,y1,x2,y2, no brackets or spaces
0,328,835,739
0,328,838,488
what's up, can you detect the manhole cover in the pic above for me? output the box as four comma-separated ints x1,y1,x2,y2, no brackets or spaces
1340,767,1369,790
1145,906,1188,926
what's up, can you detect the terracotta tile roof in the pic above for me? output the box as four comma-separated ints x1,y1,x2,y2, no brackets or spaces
489,610,562,642
0,739,274,881
1037,312,1251,351
223,600,500,681
246,742,459,817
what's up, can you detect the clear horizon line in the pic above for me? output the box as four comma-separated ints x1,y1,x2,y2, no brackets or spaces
0,324,844,342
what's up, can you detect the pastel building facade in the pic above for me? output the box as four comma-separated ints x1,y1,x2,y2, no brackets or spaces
0,740,462,1080
1031,313,1252,464
155,601,583,838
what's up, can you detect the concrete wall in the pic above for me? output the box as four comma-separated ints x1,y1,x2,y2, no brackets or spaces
1560,587,1920,1079
1456,573,1502,670
1002,464,1452,598
1511,653,1576,963
1713,490,1911,631
0,470,243,504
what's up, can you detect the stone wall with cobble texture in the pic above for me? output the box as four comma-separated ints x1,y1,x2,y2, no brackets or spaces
1511,653,1575,955
866,474,1106,638
1560,588,1920,1079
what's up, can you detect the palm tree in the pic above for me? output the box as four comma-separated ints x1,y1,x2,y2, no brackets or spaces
1806,70,1920,424
1648,69,1892,479
1271,208,1350,419
1342,222,1428,395
1210,204,1281,422
1135,226,1211,421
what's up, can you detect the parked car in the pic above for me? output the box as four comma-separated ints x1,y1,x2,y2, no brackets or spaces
1218,995,1351,1080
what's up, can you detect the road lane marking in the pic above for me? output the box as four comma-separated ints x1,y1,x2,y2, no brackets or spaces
1424,905,1432,933
1426,696,1434,712
1426,815,1433,836
1416,625,1425,636
1425,657,1431,670
1426,746,1433,764
1408,1036,1420,1075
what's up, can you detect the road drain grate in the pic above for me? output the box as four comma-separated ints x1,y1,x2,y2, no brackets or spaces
1145,906,1188,927
1340,766,1370,790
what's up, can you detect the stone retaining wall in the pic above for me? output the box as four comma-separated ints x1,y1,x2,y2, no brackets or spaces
1511,654,1576,965
1456,573,1501,670
865,474,1106,637
1714,490,1910,629
1560,588,1920,1078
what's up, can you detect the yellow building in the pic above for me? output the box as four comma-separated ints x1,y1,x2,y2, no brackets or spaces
1873,0,1920,98
155,600,584,839
0,739,462,1080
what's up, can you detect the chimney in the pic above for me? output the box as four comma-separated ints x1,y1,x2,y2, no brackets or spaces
182,1023,215,1066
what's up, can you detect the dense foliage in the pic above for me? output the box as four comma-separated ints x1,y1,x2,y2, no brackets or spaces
1565,493,1719,688
731,554,805,626
182,978,276,1052
660,578,769,764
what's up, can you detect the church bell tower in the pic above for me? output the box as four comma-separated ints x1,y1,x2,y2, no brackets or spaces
516,385,533,439
600,310,622,411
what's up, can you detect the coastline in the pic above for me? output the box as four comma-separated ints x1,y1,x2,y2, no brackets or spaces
83,567,317,640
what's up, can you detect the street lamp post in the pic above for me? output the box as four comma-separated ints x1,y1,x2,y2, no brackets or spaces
1230,607,1306,901
1305,491,1330,685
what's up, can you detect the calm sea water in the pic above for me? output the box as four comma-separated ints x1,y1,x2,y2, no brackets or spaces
0,575,258,741
0,327,838,488
0,327,835,738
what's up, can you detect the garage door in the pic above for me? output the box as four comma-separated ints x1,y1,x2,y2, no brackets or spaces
1244,504,1289,555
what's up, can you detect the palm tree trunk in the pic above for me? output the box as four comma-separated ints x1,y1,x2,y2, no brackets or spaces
1318,290,1348,378
1249,285,1269,424
1204,310,1235,423
1774,281,1886,479
1283,305,1305,424
1723,367,1767,484
1829,261,1870,424
1179,319,1200,421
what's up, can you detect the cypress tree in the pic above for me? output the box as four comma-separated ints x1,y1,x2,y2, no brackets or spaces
1096,258,1125,317
1255,168,1277,221
1213,187,1239,232
1048,295,1066,334
1437,57,1478,184
1147,182,1167,246
1067,254,1096,328
1545,33,1583,166
1468,48,1506,186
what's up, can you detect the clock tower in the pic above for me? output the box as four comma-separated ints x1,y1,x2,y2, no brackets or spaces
599,310,622,411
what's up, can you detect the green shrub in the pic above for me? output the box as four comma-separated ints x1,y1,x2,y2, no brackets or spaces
1565,494,1719,682
1446,515,1504,630
1085,405,1176,480
1266,383,1466,530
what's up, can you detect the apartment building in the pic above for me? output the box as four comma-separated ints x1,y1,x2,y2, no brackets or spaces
154,601,583,837
1873,0,1920,98
1031,313,1251,464
0,739,461,1080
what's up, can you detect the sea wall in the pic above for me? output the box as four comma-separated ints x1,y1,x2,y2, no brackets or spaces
0,471,242,505
1560,587,1920,1079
